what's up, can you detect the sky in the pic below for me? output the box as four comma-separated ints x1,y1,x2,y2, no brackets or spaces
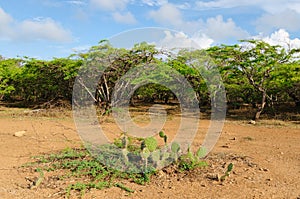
1,0,300,59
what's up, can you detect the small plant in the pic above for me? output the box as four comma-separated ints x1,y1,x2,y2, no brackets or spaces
115,182,134,193
178,146,208,171
28,168,44,189
220,163,234,182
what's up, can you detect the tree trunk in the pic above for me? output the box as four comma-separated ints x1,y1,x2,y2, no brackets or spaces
253,90,267,121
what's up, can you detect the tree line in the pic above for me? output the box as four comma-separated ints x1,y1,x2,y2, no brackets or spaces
0,40,299,120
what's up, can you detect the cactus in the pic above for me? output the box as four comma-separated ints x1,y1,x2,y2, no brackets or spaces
159,131,167,145
196,147,207,159
144,137,158,152
171,142,180,153
171,142,181,162
141,148,150,171
151,150,161,167
159,131,165,138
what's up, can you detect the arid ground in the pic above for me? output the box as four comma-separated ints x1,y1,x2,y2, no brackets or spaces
0,106,299,199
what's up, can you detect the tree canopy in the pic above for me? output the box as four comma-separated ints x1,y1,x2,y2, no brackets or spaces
0,39,299,119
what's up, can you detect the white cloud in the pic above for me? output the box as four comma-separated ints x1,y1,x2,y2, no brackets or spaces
74,8,89,21
148,4,249,43
0,7,73,42
0,7,13,25
191,32,214,49
156,30,213,49
112,12,137,24
40,0,63,7
0,7,14,39
148,3,183,26
260,1,300,14
141,0,168,7
19,18,73,42
66,0,87,6
256,9,300,33
204,15,249,41
194,0,300,14
255,29,300,50
71,45,91,52
90,0,128,11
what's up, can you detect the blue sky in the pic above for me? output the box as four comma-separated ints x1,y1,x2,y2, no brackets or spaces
1,0,300,59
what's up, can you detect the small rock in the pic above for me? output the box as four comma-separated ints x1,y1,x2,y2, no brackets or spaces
157,170,165,178
266,178,272,181
14,131,26,137
263,168,269,172
221,145,229,148
246,176,252,180
249,120,256,125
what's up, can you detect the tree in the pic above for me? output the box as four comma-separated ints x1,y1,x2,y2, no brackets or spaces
76,41,162,113
0,58,23,100
208,40,299,120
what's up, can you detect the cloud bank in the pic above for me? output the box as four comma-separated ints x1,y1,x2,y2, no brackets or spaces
0,7,72,43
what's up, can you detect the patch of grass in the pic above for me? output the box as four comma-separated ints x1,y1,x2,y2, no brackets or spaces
24,147,152,198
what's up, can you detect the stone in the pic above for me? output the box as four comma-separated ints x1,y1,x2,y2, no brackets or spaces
249,120,256,125
14,131,26,137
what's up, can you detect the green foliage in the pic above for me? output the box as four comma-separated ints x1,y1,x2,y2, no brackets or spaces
0,57,82,103
0,58,22,100
269,62,300,106
1,38,299,115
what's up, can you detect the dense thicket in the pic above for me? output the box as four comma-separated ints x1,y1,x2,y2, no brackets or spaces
0,40,299,119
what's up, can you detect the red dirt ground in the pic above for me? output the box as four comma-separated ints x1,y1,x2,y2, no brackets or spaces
0,106,299,199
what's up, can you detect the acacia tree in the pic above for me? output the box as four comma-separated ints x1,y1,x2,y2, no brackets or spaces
208,40,299,120
78,41,162,112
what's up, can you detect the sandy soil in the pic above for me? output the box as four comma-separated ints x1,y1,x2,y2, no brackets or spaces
0,106,299,199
